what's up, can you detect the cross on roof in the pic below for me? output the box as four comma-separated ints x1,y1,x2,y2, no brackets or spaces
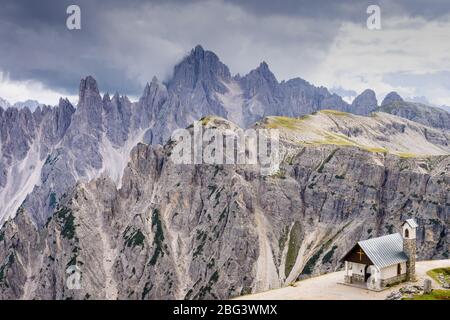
357,248,365,261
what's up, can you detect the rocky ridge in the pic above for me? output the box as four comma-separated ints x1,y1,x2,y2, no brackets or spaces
0,114,448,299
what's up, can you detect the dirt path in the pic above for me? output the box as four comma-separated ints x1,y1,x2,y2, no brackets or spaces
236,259,450,300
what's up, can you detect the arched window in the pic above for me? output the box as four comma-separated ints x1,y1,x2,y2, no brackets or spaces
404,228,409,238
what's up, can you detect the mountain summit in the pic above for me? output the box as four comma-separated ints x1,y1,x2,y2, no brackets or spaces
351,89,378,115
381,91,404,106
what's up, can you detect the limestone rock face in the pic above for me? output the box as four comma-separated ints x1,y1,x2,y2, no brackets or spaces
0,99,75,225
0,115,448,300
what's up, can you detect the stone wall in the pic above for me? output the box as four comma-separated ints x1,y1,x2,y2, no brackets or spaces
380,274,406,287
404,238,417,281
351,274,365,283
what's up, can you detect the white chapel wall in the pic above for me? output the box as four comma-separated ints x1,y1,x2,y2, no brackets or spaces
351,262,366,276
380,262,406,279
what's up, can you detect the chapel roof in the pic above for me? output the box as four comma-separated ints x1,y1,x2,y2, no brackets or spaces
402,218,418,228
357,233,408,268
342,233,408,269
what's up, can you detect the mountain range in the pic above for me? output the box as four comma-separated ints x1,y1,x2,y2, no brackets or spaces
0,45,448,299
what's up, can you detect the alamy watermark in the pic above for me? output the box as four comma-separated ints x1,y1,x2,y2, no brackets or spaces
367,5,381,30
169,121,280,176
66,5,81,30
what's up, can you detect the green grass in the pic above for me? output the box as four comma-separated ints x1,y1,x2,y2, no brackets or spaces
266,114,426,159
314,132,356,147
426,267,450,285
270,169,286,179
362,146,388,153
404,289,450,300
200,116,213,126
396,152,419,158
266,116,303,130
320,109,349,116
284,222,302,277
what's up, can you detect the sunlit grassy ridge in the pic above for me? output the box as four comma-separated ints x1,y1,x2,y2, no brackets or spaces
262,111,444,159
319,109,349,116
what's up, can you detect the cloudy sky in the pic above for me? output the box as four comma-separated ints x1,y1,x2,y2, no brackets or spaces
1,0,450,106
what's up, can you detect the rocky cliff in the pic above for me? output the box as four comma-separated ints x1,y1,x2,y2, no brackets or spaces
378,99,450,131
0,114,448,300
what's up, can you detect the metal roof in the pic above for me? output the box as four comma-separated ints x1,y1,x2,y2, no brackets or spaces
357,233,408,269
403,218,418,228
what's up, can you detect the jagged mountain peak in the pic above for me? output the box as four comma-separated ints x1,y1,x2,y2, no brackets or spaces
112,92,121,101
0,97,11,109
248,61,277,82
143,76,166,97
169,45,231,92
359,88,376,97
257,61,269,71
79,75,99,96
102,93,111,102
150,75,159,84
58,97,75,111
381,91,404,106
192,44,206,56
238,60,279,101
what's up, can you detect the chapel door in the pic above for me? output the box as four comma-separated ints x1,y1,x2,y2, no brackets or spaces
364,265,371,281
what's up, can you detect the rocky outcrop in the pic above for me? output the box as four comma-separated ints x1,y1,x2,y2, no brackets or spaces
0,99,75,225
378,101,450,131
381,92,404,106
0,115,448,300
351,89,378,115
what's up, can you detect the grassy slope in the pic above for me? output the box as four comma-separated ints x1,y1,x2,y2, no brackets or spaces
263,111,445,159
404,290,450,300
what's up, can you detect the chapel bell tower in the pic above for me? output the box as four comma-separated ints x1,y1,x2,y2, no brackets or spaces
402,219,418,282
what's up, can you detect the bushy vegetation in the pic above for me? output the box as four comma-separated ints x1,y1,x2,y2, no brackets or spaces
149,209,166,265
56,207,76,240
301,247,324,276
322,245,338,264
124,228,146,248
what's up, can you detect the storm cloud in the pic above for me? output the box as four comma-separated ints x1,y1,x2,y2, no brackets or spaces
1,0,450,105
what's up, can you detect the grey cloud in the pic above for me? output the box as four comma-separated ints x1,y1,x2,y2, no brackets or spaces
384,71,450,90
1,0,450,100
